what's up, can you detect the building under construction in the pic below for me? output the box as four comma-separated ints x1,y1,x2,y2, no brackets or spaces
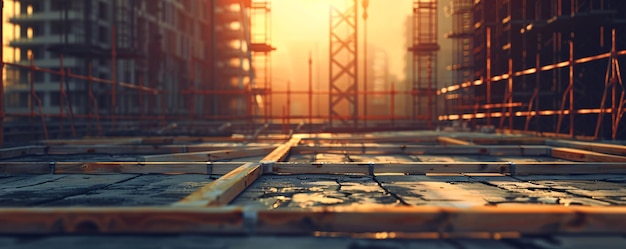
2,0,626,248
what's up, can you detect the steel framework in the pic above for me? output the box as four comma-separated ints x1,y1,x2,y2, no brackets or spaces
409,0,439,128
439,0,626,140
249,1,274,123
444,0,473,119
329,0,358,127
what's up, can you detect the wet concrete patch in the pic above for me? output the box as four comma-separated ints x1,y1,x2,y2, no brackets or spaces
231,175,401,208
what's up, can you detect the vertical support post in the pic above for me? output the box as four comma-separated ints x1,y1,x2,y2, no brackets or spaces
308,51,313,129
287,81,291,127
610,29,623,140
29,54,48,141
139,73,146,129
29,53,35,139
391,81,395,127
362,0,369,128
0,0,5,146
526,33,541,132
111,25,118,131
189,40,195,123
569,38,574,137
86,63,102,136
508,59,514,130
59,55,65,137
486,27,492,126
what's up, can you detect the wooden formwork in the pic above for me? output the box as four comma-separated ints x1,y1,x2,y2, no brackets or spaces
2,131,626,241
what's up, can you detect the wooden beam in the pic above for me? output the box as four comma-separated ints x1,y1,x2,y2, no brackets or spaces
547,139,626,156
173,162,262,207
301,134,438,143
137,147,275,162
43,138,144,146
174,138,301,207
551,147,626,162
269,162,626,175
5,161,625,176
456,136,546,145
294,144,551,156
0,162,244,175
54,162,243,175
261,137,302,162
46,143,273,155
0,162,51,174
256,205,626,235
1,205,626,235
437,137,474,145
0,146,46,159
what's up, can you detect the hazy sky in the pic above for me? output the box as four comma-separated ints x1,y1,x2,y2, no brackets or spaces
269,0,415,91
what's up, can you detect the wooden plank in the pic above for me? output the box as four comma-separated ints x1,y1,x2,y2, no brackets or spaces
261,137,302,162
256,205,626,235
0,162,243,175
53,162,243,175
551,147,626,162
515,163,626,175
6,161,626,176
270,162,626,175
455,136,546,145
0,162,51,174
174,138,301,207
137,147,275,162
173,162,262,206
1,205,624,235
0,146,46,159
294,144,551,156
300,132,438,143
437,137,474,146
44,138,144,146
547,139,626,156
45,144,269,155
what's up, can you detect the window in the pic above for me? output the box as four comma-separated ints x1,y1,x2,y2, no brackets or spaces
49,92,61,106
98,2,108,20
6,92,27,108
50,0,66,11
98,25,109,43
50,21,71,35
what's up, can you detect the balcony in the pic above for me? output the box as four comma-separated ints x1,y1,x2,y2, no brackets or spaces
10,35,82,47
9,11,81,24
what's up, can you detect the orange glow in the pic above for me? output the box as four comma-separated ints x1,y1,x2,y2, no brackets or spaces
271,0,414,94
439,108,620,121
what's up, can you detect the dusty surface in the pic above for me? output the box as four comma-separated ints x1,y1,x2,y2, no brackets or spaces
1,235,625,249
232,174,626,208
0,174,215,207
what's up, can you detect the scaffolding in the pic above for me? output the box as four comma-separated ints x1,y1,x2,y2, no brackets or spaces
328,0,358,128
443,0,473,118
408,0,439,128
249,1,274,123
439,0,626,140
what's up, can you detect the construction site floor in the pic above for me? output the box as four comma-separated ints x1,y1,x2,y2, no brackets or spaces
1,131,626,248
